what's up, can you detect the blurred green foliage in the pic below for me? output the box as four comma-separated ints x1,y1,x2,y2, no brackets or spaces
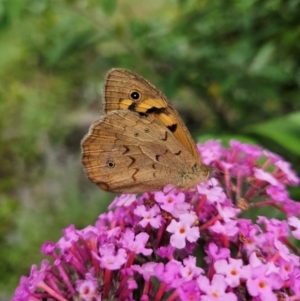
0,0,300,298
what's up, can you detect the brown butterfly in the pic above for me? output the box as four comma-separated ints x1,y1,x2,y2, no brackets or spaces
81,69,210,193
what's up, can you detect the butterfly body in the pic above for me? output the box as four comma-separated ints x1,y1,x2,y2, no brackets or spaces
81,69,209,193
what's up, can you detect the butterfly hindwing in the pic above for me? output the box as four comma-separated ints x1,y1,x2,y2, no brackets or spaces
81,110,199,193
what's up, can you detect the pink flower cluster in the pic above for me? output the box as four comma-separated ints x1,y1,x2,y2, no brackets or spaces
12,140,300,301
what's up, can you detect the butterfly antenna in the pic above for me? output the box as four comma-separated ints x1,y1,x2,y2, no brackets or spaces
163,185,176,196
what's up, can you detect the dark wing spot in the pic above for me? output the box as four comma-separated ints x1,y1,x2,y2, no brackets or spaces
97,182,110,191
155,155,160,161
167,123,177,133
128,156,136,167
130,91,141,100
134,132,139,137
128,102,137,111
132,169,139,181
122,145,129,154
138,112,148,117
146,107,168,115
175,150,181,156
106,160,115,168
162,131,168,141
152,163,156,169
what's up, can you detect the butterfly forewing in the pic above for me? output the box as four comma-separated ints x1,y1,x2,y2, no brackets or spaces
103,69,200,160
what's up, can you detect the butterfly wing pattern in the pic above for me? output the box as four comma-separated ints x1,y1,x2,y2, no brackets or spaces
81,69,209,193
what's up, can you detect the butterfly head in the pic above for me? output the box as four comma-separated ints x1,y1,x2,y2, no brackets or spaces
179,163,211,189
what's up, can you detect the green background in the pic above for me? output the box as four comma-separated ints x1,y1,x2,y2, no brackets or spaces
1,0,300,298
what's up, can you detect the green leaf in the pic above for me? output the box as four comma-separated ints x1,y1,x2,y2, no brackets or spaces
249,42,275,73
3,0,27,23
100,0,117,15
243,112,300,155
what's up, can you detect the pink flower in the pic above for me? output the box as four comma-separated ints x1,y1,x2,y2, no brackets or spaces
274,238,299,264
120,229,152,256
288,216,300,239
76,274,99,301
57,225,79,250
134,204,162,228
237,219,260,253
180,256,204,280
197,274,237,301
275,160,300,185
216,202,240,222
197,179,226,204
266,184,288,202
197,140,223,165
97,244,128,270
253,167,279,185
209,220,239,237
177,280,201,301
131,262,157,281
257,216,289,237
205,242,230,262
167,213,200,249
214,258,245,287
262,149,282,162
156,245,175,259
109,194,136,208
154,189,189,217
246,265,283,301
290,270,300,295
277,258,296,281
154,260,183,287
